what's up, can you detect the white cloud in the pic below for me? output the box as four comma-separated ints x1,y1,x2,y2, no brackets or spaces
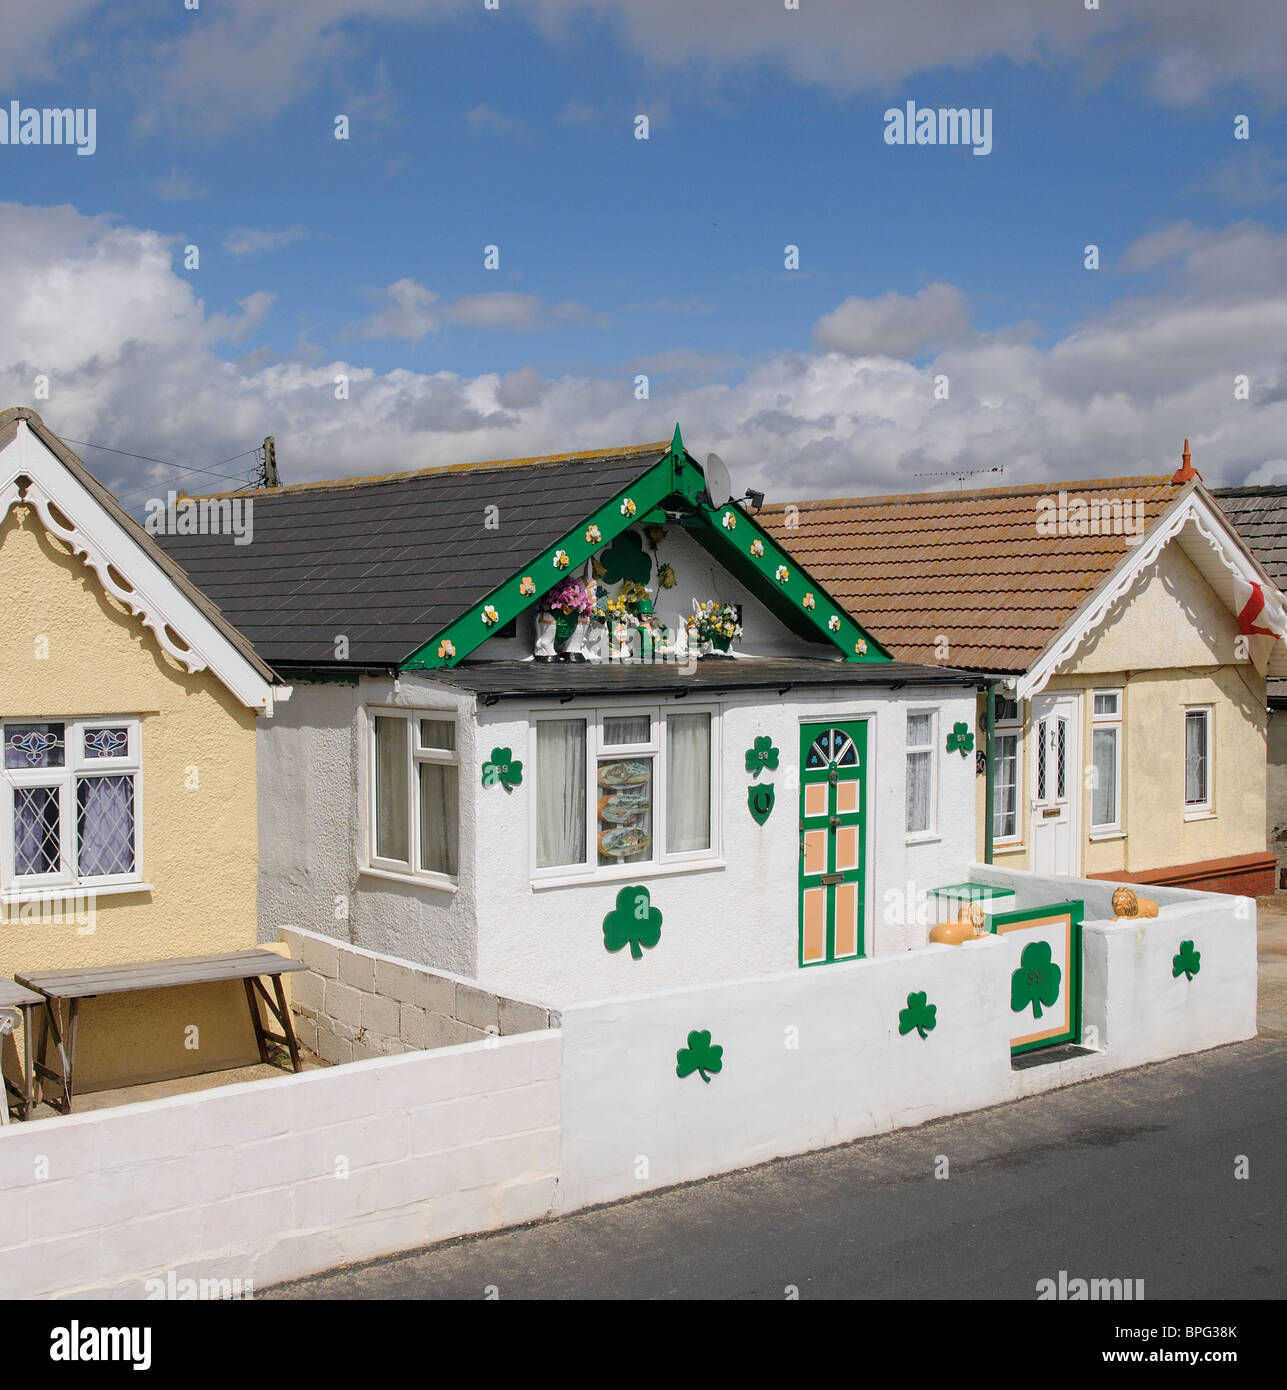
356,282,609,338
465,104,526,136
356,278,441,342
222,226,309,257
812,283,972,358
4,201,1287,513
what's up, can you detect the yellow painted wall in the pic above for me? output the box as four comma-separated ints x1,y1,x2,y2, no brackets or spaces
0,505,263,1093
976,544,1268,874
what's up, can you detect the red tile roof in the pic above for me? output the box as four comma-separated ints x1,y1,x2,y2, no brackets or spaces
760,477,1181,671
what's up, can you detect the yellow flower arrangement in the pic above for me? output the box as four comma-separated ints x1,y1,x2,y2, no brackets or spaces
585,525,602,544
553,549,570,569
802,592,816,610
827,615,841,632
750,539,764,558
620,498,637,517
775,565,790,584
721,510,737,530
437,639,456,659
481,605,499,626
658,562,676,589
855,640,868,655
519,576,535,595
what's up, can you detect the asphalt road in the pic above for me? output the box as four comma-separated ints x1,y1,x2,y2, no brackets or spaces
266,1035,1286,1300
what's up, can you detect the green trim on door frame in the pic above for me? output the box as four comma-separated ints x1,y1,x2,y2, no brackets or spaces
797,719,868,968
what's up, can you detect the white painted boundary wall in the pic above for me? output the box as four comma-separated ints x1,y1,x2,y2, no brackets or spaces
555,868,1255,1211
0,1032,560,1299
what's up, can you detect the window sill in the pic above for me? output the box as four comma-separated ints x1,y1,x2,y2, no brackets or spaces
1183,809,1216,822
532,857,725,891
1088,830,1127,842
359,865,458,894
904,832,941,846
992,843,1026,855
1,881,153,905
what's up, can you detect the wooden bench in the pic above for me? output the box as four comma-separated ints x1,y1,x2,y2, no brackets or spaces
1,979,44,1123
15,949,308,1115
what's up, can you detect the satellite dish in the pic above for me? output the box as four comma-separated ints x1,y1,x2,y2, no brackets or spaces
703,452,734,507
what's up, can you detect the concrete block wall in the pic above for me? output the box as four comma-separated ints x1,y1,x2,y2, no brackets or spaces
0,1031,562,1299
278,927,556,1066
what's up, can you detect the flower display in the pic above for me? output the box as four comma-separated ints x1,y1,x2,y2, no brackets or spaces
855,639,868,656
828,615,841,632
721,510,737,530
543,577,594,617
585,524,602,544
645,523,667,545
687,599,743,649
519,576,535,596
657,562,676,589
620,497,637,517
552,549,570,569
437,639,456,660
481,606,499,626
775,565,789,584
750,539,764,558
802,592,816,610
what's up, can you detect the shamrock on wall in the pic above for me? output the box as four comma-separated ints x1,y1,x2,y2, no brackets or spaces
1173,939,1202,982
676,1029,723,1083
481,747,523,792
602,885,662,960
744,735,780,778
946,722,975,756
599,528,651,586
1011,939,1062,1019
898,990,937,1040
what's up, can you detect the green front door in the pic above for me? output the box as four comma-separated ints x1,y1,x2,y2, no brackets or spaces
798,721,867,967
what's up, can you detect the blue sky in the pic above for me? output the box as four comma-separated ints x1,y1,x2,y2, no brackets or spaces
2,1,1286,503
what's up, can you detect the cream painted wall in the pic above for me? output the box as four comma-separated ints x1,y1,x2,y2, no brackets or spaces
974,542,1268,876
0,508,262,1091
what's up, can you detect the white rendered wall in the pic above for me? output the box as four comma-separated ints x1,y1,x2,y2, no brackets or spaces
555,870,1256,1212
0,1032,561,1299
472,683,978,1005
257,673,480,976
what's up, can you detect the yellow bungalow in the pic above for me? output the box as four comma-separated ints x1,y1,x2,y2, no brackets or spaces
0,407,287,1102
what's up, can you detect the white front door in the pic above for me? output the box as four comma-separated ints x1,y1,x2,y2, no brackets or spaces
1030,693,1080,876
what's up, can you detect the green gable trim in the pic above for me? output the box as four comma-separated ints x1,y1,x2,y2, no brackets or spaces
680,503,890,661
402,425,887,669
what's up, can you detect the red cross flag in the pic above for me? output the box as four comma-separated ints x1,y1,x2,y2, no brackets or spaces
1234,576,1287,639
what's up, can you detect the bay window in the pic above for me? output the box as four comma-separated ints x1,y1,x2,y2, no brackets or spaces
533,705,718,880
369,710,459,881
2,718,142,892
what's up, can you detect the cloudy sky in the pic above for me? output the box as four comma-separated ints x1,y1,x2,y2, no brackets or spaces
2,0,1286,507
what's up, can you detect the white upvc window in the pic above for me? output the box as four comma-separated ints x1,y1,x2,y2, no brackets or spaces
993,695,1023,845
1184,706,1213,816
368,709,459,883
2,717,143,893
531,704,719,883
1090,688,1123,832
905,708,937,838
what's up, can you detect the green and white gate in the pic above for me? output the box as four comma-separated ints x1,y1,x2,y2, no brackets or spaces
989,899,1084,1054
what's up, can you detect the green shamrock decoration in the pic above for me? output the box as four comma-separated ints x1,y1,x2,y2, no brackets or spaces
676,1029,723,1083
946,722,975,757
599,529,651,586
744,736,780,778
1173,939,1201,982
747,783,775,825
602,885,662,960
898,991,937,1040
1011,939,1062,1019
481,747,523,792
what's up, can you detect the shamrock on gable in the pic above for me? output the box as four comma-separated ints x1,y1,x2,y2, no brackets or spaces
602,885,662,960
481,746,523,792
744,735,780,778
946,722,975,756
599,528,651,586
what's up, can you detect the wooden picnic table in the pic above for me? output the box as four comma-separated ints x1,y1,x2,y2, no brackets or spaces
15,949,308,1115
1,978,44,1122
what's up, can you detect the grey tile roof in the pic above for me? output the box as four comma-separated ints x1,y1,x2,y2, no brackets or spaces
1212,486,1287,589
154,443,669,666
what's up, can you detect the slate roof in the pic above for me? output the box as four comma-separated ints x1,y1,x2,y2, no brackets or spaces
760,476,1181,672
1212,485,1287,704
434,657,989,700
155,442,669,666
0,408,279,685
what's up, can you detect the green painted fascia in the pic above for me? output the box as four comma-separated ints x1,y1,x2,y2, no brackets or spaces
679,504,891,662
402,424,888,670
403,431,694,670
